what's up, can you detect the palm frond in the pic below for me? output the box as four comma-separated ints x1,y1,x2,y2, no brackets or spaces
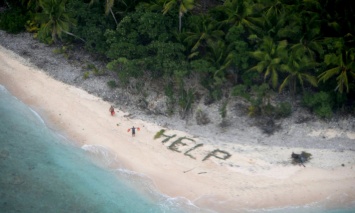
271,68,278,89
279,75,291,93
303,74,318,87
105,0,114,15
336,71,349,93
318,67,340,82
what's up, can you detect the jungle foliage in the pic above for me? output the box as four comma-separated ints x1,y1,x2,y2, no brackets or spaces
1,0,354,118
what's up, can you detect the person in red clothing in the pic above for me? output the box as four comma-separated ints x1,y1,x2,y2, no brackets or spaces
127,126,140,137
109,105,115,116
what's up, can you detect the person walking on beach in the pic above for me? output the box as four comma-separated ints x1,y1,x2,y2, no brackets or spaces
109,105,115,116
128,126,140,137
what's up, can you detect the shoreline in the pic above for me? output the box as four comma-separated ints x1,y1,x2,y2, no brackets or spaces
1,42,355,212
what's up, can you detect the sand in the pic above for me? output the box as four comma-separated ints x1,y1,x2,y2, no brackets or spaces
1,44,355,212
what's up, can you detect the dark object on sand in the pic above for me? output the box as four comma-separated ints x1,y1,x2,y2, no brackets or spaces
291,151,312,167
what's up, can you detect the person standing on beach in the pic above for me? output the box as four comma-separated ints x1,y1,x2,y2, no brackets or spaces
109,105,115,116
128,126,140,137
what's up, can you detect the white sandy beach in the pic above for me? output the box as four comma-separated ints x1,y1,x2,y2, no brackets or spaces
1,44,355,212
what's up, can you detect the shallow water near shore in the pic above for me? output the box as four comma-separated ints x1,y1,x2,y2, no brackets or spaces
0,85,204,213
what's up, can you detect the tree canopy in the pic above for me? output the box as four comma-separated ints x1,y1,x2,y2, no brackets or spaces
1,0,354,118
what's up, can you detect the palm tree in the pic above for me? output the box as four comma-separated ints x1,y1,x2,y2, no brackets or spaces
262,0,288,18
255,6,301,42
318,44,355,93
279,53,318,96
249,36,288,89
90,0,138,25
216,0,256,30
289,1,324,60
183,15,225,59
89,0,131,26
204,40,233,83
21,0,40,10
35,0,82,43
162,0,195,32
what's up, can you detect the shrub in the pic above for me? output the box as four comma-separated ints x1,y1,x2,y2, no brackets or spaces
0,8,28,33
232,84,292,119
178,87,194,119
232,84,272,117
274,102,292,118
107,80,117,89
83,71,90,79
231,84,249,100
303,92,333,118
164,82,176,115
219,101,228,119
211,89,223,102
195,109,210,125
314,104,333,119
53,45,72,59
260,118,280,135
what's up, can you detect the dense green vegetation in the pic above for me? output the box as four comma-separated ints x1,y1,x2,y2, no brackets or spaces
1,0,354,119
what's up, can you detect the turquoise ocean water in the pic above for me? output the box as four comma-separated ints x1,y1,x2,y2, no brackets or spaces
1,84,354,213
